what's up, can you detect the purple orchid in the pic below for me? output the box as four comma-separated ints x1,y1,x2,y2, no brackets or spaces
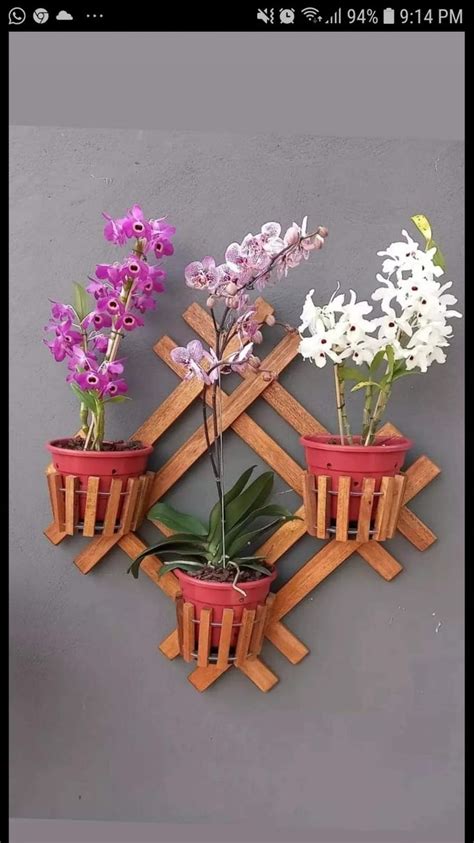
46,203,175,450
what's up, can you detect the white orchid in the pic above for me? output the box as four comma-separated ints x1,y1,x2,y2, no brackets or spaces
298,218,462,445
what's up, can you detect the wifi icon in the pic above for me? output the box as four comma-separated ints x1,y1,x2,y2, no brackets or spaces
302,7,320,21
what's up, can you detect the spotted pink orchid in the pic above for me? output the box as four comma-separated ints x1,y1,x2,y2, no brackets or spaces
45,204,175,450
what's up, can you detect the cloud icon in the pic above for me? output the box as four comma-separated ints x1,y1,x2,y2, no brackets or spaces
56,10,73,19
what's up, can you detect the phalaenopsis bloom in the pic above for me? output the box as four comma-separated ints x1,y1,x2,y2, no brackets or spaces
171,214,328,512
178,216,328,385
44,205,175,449
298,218,462,445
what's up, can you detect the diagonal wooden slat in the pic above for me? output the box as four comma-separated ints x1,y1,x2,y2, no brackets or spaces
183,301,329,436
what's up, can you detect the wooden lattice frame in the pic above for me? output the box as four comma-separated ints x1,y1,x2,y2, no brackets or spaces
44,298,440,693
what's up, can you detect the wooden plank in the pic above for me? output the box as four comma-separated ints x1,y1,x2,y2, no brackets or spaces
357,542,403,581
265,620,309,664
216,608,235,669
197,608,212,667
386,475,407,538
234,609,256,667
133,374,202,445
356,477,376,543
316,475,330,539
43,522,68,545
248,604,267,659
182,603,195,662
151,330,301,503
119,478,140,535
231,412,304,495
373,477,394,541
175,597,184,655
402,455,441,502
131,474,151,531
256,505,306,566
271,540,357,623
182,301,329,436
335,476,351,541
159,629,181,660
102,478,123,537
65,475,78,535
303,472,317,536
238,657,279,692
397,506,437,550
47,470,65,531
83,476,100,537
188,663,231,692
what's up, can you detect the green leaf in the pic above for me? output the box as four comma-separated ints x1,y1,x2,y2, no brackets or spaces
104,395,132,404
410,213,446,270
207,466,257,548
224,472,274,534
226,517,285,558
238,561,272,577
392,370,420,381
351,380,388,394
369,349,386,376
385,345,395,379
156,561,205,577
70,383,99,413
338,366,369,383
147,501,208,536
73,282,90,322
225,504,299,547
223,466,257,506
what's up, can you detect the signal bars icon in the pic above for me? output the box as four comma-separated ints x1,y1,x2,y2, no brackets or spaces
325,7,342,24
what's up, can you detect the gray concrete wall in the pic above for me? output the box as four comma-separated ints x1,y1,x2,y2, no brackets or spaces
9,124,464,842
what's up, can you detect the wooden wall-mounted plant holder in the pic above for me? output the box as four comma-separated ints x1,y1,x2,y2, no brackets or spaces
302,472,408,542
46,468,154,539
44,297,441,694
175,593,275,669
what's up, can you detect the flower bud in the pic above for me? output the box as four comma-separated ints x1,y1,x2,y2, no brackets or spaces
226,281,238,295
284,225,300,246
248,355,261,369
313,237,323,250
206,295,216,308
318,226,329,238
265,314,276,326
262,371,274,382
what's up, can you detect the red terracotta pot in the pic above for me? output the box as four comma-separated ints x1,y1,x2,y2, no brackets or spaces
300,434,412,523
175,568,277,649
46,439,153,523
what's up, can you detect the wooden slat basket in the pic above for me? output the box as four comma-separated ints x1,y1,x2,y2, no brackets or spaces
302,471,407,542
46,468,154,538
176,593,275,668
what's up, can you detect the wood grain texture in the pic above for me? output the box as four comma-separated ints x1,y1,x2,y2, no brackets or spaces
235,609,256,667
187,663,231,692
83,476,100,537
356,477,375,543
386,474,407,538
335,476,351,541
316,475,330,539
357,542,403,580
102,478,123,536
65,475,78,535
303,472,317,536
182,603,195,662
238,658,279,692
216,609,234,669
159,629,180,660
197,608,212,667
248,604,267,659
265,620,310,664
373,477,394,542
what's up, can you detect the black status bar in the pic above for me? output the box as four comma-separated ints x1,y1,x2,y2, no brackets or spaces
7,5,465,31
